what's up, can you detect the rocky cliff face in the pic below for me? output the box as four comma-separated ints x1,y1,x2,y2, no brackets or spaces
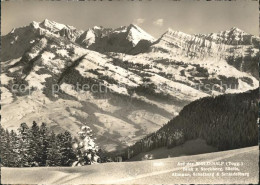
150,28,259,78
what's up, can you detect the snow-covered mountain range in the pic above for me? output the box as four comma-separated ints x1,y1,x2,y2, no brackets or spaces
1,19,259,151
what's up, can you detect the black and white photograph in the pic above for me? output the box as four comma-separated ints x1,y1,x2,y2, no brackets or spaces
0,0,259,184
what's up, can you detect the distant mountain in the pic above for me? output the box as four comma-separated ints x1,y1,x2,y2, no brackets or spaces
150,27,259,78
123,88,258,160
39,19,83,40
1,20,155,61
1,19,259,152
76,24,155,54
1,19,83,62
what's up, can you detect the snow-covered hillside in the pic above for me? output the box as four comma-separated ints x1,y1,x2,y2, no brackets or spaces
1,19,259,151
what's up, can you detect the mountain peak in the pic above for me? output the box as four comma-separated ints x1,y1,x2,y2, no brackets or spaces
126,24,155,46
128,24,140,29
42,18,51,24
230,27,243,32
228,27,246,34
39,19,76,32
93,26,101,30
40,19,58,28
127,24,150,34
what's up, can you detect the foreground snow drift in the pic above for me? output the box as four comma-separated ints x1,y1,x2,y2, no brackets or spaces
2,146,258,184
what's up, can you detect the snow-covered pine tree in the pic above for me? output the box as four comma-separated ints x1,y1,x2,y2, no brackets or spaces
72,125,100,166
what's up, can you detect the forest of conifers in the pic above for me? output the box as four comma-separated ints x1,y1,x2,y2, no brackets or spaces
0,122,108,167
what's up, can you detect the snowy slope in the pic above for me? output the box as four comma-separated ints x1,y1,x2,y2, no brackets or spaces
2,146,258,184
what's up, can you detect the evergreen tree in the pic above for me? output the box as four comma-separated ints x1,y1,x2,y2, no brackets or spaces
2,130,12,167
46,131,62,166
39,123,49,166
57,131,77,166
17,123,30,167
9,130,20,167
72,125,100,166
27,121,42,166
0,126,7,166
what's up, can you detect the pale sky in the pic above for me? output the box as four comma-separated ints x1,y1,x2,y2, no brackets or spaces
1,0,259,38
